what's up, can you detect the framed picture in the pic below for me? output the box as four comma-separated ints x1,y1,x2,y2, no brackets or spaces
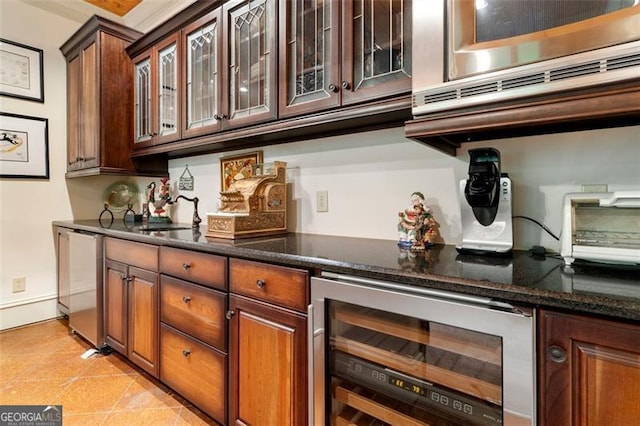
220,151,263,191
0,112,49,179
0,38,44,103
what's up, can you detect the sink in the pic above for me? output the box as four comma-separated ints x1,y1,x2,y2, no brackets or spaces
137,224,194,232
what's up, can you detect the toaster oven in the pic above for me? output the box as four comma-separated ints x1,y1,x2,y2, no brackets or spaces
561,192,640,266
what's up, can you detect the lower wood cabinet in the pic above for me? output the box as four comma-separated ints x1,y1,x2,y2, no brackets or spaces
160,323,226,422
104,238,159,378
228,258,309,426
159,248,228,425
539,309,640,425
92,234,640,425
160,275,226,348
228,294,308,426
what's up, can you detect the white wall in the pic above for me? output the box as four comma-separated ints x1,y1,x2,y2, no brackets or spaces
167,125,640,252
0,0,76,329
0,1,152,330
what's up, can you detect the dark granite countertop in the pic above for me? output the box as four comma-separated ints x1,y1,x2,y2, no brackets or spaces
53,220,640,322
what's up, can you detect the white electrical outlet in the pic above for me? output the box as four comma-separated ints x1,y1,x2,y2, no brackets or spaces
12,277,26,293
317,190,329,212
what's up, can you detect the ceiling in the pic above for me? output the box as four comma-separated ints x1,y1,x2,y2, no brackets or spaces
20,0,196,32
82,0,143,17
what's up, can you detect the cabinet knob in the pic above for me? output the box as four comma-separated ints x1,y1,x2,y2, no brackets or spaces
214,113,228,120
182,349,191,357
182,262,192,270
256,279,266,289
182,295,191,303
341,81,351,90
225,310,235,320
121,275,131,284
328,83,339,93
548,345,567,363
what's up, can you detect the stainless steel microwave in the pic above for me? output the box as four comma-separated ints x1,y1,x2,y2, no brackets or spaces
412,0,640,115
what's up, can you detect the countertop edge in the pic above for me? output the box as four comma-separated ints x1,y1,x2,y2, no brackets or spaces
53,221,640,322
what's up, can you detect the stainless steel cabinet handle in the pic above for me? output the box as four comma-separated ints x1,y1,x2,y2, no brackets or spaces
225,310,235,320
182,349,191,357
182,262,191,270
182,296,191,303
256,279,266,289
548,345,567,363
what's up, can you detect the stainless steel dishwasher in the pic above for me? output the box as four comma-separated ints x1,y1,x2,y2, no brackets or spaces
68,231,105,351
309,273,536,425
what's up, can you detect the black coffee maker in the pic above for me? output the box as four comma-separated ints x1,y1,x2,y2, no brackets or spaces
457,148,513,254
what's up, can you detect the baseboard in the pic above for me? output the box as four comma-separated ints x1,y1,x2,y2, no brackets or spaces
0,294,60,331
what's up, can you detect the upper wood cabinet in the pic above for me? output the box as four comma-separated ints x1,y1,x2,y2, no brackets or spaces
61,16,143,177
126,0,412,158
279,0,412,118
182,10,224,138
278,0,340,117
132,32,182,148
341,0,412,104
132,0,277,146
222,0,278,128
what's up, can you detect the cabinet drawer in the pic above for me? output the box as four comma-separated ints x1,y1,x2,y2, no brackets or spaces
160,324,226,424
160,275,226,350
229,258,309,311
160,246,227,290
105,237,158,271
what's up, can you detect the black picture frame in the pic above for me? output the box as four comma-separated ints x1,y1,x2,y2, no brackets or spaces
0,112,49,179
0,38,45,103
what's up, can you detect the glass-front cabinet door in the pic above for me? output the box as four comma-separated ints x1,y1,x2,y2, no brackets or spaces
341,0,412,105
155,35,180,144
223,0,278,129
134,54,152,145
133,34,180,147
279,0,340,118
183,10,223,138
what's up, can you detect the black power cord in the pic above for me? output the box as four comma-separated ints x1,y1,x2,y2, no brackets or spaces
513,215,560,241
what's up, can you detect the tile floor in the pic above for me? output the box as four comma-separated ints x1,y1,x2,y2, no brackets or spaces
0,318,219,425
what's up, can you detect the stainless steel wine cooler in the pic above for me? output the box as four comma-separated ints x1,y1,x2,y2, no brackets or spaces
309,273,536,425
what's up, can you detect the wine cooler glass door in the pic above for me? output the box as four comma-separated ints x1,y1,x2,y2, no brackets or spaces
310,274,535,426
